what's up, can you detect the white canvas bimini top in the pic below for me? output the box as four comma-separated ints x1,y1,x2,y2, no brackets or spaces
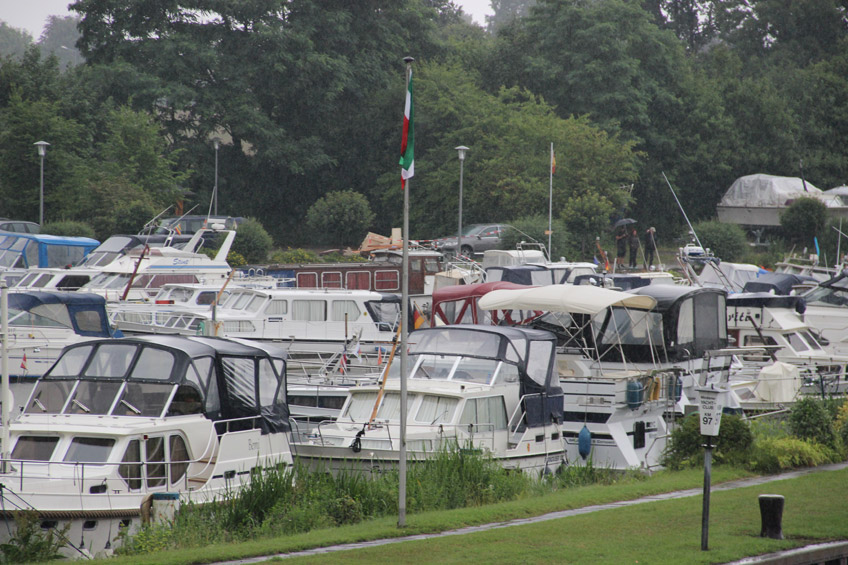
477,284,657,315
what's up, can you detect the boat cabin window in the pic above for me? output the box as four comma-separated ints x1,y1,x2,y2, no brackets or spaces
265,299,287,315
129,348,175,380
374,270,399,291
332,300,360,322
170,435,189,485
56,275,92,290
12,436,59,461
222,357,257,408
743,335,778,361
246,295,265,313
119,440,142,490
146,436,166,488
424,258,440,273
84,343,137,377
231,292,253,310
293,300,326,321
593,308,663,362
526,341,554,387
460,396,508,430
495,363,519,384
73,310,104,333
342,391,379,421
197,291,221,305
413,354,459,380
49,345,93,376
25,380,76,414
16,272,40,287
801,330,823,349
63,437,115,464
365,300,400,331
375,392,413,422
787,332,810,352
8,307,68,329
259,359,283,406
166,385,203,416
452,357,500,385
416,395,459,424
116,382,174,417
68,381,123,414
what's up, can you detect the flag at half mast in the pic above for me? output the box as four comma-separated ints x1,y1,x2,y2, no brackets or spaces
399,69,414,189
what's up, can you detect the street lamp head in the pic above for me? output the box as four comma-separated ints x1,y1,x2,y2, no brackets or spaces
34,141,50,157
455,145,469,161
213,138,220,151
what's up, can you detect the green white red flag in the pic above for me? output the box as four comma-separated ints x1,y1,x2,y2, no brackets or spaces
399,69,414,189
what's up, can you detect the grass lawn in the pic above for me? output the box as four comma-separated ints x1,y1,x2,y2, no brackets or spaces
98,466,848,564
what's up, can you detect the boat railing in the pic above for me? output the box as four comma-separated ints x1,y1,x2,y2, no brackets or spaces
304,419,497,453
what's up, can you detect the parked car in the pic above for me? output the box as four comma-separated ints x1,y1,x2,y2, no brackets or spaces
432,223,510,256
0,219,39,233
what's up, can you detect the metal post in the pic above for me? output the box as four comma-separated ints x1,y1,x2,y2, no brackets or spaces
701,435,712,551
455,146,468,259
399,55,414,529
1,282,9,473
213,139,220,216
34,141,49,226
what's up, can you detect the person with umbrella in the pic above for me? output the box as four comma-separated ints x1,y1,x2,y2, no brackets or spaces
615,226,627,268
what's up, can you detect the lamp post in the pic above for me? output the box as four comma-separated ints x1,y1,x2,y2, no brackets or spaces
33,141,49,226
213,139,220,216
455,146,469,258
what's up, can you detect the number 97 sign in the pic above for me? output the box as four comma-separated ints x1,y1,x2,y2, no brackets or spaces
698,387,724,436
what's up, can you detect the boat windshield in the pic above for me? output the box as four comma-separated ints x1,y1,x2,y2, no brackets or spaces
593,307,664,359
386,354,502,385
8,307,70,329
804,286,848,306
24,379,176,417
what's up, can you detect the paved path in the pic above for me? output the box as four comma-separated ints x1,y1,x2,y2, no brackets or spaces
216,462,848,564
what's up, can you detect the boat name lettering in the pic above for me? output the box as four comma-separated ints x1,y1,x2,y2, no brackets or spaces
268,317,283,322
173,258,190,265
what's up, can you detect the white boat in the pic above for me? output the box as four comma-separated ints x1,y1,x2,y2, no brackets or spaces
479,284,738,470
799,269,848,352
727,292,848,403
290,325,566,475
111,286,404,357
79,226,235,302
6,234,197,292
0,335,293,558
3,291,121,405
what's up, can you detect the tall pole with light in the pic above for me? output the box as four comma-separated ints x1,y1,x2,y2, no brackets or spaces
455,146,469,258
213,138,220,216
34,141,49,226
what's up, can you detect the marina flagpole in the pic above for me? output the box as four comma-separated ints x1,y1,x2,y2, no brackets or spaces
398,55,415,528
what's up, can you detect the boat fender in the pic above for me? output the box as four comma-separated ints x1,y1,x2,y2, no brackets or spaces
350,429,365,453
578,425,591,460
626,381,644,410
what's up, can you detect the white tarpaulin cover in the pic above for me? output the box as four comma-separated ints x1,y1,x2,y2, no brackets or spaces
756,361,801,402
477,284,657,315
720,174,845,208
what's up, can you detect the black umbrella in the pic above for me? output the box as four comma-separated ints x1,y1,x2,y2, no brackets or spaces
613,218,637,230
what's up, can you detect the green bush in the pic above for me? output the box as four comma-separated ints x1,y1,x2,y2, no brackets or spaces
789,396,837,449
662,413,753,469
0,510,69,563
749,436,836,473
305,190,375,248
270,248,319,264
113,200,159,236
780,197,827,246
226,250,247,268
39,220,96,239
692,220,748,261
231,218,273,264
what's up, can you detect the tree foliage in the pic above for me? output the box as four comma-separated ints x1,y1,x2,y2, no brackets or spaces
306,191,376,249
780,197,828,246
692,220,749,261
231,218,273,264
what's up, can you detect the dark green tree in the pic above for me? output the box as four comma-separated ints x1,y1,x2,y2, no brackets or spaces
692,220,749,261
780,197,828,246
306,191,376,248
231,218,273,264
0,22,33,59
37,16,84,69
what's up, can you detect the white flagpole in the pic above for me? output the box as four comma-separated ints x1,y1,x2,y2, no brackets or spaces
548,142,553,260
399,55,413,529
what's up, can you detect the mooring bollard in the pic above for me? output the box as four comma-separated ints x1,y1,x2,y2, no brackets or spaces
758,494,785,539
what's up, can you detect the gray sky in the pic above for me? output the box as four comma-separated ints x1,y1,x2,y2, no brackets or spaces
0,1,493,38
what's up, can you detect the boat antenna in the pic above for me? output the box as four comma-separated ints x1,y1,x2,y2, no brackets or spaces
140,204,174,235
662,172,704,249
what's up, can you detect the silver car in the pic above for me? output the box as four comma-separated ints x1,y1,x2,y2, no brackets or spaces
433,223,509,256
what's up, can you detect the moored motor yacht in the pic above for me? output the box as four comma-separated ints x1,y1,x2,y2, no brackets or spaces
290,325,565,475
0,335,292,558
